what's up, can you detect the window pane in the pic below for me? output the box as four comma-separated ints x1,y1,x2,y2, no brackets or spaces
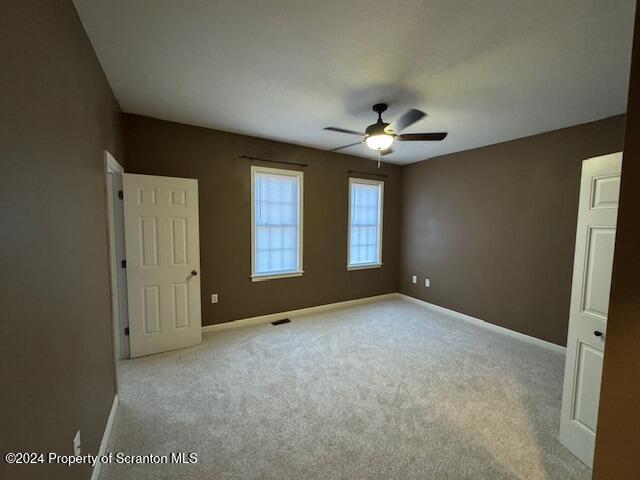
253,170,301,276
349,180,382,266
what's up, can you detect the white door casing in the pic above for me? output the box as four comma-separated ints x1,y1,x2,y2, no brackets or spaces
560,152,622,467
123,174,202,357
106,163,130,360
104,150,128,392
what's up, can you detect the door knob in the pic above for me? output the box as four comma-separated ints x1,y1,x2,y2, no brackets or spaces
594,330,603,337
191,270,198,276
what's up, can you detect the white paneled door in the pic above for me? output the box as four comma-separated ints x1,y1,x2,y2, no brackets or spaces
123,174,202,357
560,152,622,467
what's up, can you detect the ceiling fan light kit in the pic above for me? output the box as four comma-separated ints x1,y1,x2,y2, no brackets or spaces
365,133,394,150
324,103,447,166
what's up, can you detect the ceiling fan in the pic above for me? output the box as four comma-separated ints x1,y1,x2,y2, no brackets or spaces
324,103,447,166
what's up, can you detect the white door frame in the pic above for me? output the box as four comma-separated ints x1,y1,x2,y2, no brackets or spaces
104,151,130,375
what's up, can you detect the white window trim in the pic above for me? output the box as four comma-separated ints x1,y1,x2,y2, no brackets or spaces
347,177,384,270
250,165,304,282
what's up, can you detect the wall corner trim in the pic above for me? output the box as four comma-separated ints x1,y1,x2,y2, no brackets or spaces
397,293,566,354
91,394,119,480
202,293,398,334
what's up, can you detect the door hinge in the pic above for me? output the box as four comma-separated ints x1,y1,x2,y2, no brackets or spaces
121,260,127,268
124,327,129,336
118,190,123,199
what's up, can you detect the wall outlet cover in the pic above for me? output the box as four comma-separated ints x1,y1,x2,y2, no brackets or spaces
211,293,219,304
412,275,417,284
425,279,431,288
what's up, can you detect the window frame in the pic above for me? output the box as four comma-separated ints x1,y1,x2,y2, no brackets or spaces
250,165,304,282
347,177,384,270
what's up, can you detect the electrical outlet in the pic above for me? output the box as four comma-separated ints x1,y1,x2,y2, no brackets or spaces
425,278,431,288
412,275,417,284
211,293,218,304
73,430,81,456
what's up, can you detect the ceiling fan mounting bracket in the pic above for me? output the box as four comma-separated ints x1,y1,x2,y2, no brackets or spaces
372,103,388,114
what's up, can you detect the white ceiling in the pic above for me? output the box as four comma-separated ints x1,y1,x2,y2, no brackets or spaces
74,0,636,164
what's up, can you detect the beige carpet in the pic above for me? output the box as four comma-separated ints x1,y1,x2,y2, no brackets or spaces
100,297,591,480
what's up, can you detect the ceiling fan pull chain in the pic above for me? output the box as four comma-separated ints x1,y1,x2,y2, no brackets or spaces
377,150,381,168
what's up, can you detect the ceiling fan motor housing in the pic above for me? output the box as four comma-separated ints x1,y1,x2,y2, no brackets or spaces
368,103,392,136
366,121,390,136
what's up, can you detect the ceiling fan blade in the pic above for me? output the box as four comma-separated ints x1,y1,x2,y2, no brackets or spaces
387,109,426,133
397,132,448,141
381,147,394,156
330,141,363,152
324,127,365,137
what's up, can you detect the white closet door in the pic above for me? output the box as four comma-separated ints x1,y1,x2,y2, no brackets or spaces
560,152,622,467
123,174,202,358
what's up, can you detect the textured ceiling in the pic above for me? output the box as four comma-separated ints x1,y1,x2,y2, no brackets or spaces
74,0,636,164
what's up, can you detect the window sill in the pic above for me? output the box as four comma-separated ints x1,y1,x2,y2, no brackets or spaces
251,271,304,282
347,263,383,271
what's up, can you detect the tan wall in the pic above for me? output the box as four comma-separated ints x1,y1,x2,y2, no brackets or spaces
593,2,640,477
0,1,123,479
123,114,402,326
398,116,626,346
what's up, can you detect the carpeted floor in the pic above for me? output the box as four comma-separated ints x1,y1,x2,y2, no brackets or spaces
100,297,591,480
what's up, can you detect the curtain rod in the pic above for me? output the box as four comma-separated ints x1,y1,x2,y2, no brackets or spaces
348,170,388,178
240,155,308,168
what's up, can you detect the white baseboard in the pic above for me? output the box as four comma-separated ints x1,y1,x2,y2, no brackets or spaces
201,292,565,354
396,293,566,354
202,293,397,334
90,394,119,480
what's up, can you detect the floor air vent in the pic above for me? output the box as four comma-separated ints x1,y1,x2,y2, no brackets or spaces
271,318,291,326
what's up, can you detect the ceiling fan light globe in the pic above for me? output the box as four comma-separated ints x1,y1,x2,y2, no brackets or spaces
365,134,394,151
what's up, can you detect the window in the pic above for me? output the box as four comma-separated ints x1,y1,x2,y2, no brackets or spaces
348,178,383,269
251,166,303,281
